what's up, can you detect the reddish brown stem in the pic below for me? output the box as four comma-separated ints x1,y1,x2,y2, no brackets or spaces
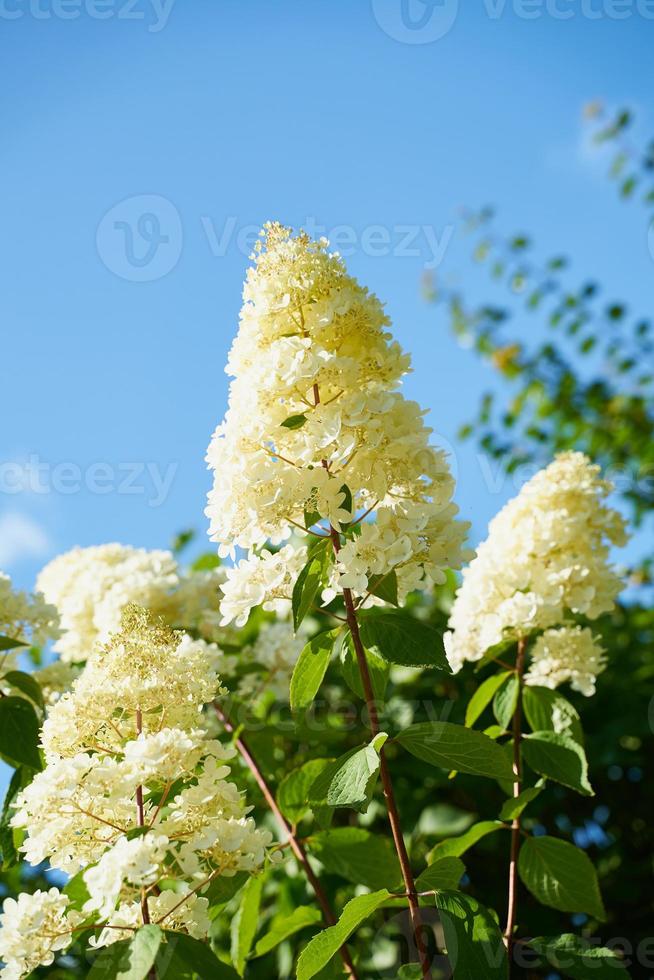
134,709,157,980
212,703,359,980
504,638,526,973
329,527,431,978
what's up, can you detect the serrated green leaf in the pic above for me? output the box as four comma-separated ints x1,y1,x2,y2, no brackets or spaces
0,766,27,868
340,635,389,701
310,827,402,890
522,731,593,796
292,551,329,631
0,696,42,770
358,612,450,670
204,871,248,912
157,932,239,978
290,629,340,713
230,875,263,975
415,857,465,892
499,783,544,822
435,890,508,979
522,686,584,744
88,925,162,979
309,736,386,812
277,759,333,824
366,571,399,606
492,675,519,730
429,822,506,861
296,890,390,980
465,672,510,727
518,836,606,920
253,906,322,957
527,934,629,979
397,722,515,780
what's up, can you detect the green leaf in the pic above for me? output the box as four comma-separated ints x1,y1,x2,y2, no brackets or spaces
527,934,630,979
339,483,353,516
358,612,450,670
499,783,544,822
522,686,584,744
429,822,506,861
310,827,402,890
292,551,329,631
397,723,515,780
366,571,399,606
522,731,593,796
340,635,389,701
0,635,28,651
492,676,519,730
290,629,340,713
281,413,308,429
415,857,465,892
190,552,222,572
465,672,510,727
157,932,239,978
0,696,42,770
64,868,93,911
309,735,387,812
253,907,322,957
296,889,390,980
518,836,606,920
434,891,508,979
88,925,163,979
2,671,45,711
0,766,27,868
277,759,333,824
230,875,263,975
204,872,248,911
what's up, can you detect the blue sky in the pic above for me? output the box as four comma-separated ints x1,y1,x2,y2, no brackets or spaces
2,0,653,590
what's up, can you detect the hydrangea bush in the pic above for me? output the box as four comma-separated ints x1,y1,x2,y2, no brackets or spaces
0,226,633,979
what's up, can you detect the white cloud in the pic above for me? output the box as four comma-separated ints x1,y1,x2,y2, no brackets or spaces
0,512,51,569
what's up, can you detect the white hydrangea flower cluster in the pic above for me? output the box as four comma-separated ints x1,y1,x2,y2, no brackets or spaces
36,543,225,662
0,888,83,980
5,605,272,977
444,452,628,694
218,544,308,627
206,223,470,623
524,626,607,697
0,571,59,648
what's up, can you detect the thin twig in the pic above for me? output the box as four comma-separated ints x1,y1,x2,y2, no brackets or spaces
328,526,432,979
504,637,526,973
212,702,359,979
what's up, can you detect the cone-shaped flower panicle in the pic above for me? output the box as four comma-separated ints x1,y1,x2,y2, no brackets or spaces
206,223,470,623
444,452,628,693
5,605,272,977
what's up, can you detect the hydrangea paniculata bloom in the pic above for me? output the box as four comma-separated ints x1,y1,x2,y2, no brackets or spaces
7,606,272,976
206,223,470,623
444,452,628,693
0,571,59,649
36,543,224,662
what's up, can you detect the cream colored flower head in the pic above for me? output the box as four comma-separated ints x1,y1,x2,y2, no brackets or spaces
444,451,628,690
0,571,59,649
36,543,225,662
206,223,471,624
9,603,272,976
